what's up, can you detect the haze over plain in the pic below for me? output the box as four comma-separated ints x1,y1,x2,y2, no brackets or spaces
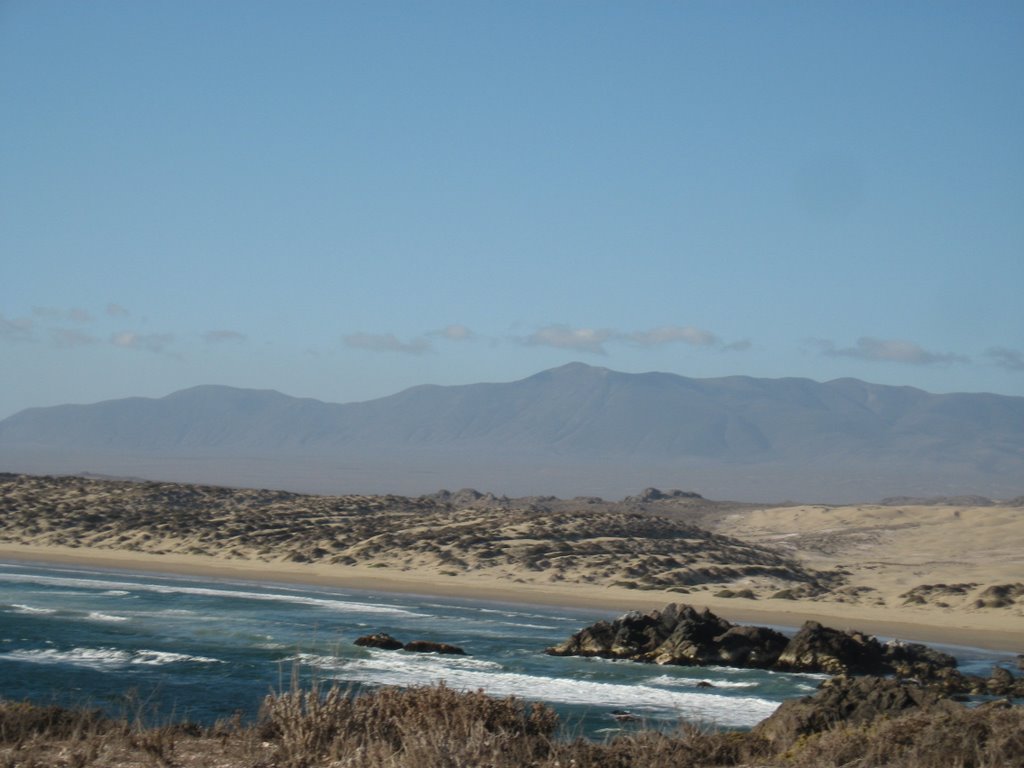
1,3,1022,440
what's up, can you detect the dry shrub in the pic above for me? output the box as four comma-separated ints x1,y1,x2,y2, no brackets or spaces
3,686,1023,768
0,700,112,768
259,682,559,767
0,700,108,744
549,723,756,768
783,705,1024,768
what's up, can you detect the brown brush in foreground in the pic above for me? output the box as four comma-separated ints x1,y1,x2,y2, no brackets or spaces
1,683,1022,767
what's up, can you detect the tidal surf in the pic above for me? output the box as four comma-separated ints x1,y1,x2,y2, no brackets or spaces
0,561,1010,738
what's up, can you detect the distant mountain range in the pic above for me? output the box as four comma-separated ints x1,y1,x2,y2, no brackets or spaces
1,363,1021,502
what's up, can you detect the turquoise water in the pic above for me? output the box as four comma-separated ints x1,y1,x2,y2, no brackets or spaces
0,561,1011,738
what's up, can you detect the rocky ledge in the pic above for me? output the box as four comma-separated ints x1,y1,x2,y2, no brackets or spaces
355,633,466,655
546,603,1022,697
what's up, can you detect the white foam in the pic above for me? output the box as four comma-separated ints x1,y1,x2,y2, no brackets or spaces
299,649,778,728
646,674,758,689
85,611,129,622
2,647,223,669
8,603,56,614
767,669,830,682
132,650,223,666
103,590,130,596
0,572,424,617
297,650,504,674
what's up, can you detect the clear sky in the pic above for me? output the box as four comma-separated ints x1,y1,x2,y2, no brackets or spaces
2,1,1022,419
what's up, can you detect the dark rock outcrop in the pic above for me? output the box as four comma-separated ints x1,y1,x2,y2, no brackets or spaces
355,634,467,655
649,612,789,668
547,604,791,669
752,676,958,749
354,633,404,650
986,666,1019,696
546,603,1024,702
884,638,960,680
773,621,886,675
403,640,467,655
547,604,960,680
546,604,683,660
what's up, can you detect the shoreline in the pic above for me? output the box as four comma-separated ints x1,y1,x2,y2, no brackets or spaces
1,543,1022,653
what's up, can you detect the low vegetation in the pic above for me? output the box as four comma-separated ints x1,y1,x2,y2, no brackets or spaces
0,474,835,597
1,683,1021,767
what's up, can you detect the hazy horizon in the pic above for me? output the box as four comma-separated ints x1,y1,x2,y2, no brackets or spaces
3,362,1021,503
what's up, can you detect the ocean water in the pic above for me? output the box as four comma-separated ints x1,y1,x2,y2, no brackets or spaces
0,561,1012,738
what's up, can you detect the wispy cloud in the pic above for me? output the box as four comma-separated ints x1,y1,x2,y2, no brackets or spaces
435,324,475,341
343,332,432,355
106,303,130,317
521,324,742,355
986,346,1024,372
51,328,99,348
809,336,968,365
624,325,719,347
524,325,613,354
111,331,174,353
0,312,34,341
204,329,247,344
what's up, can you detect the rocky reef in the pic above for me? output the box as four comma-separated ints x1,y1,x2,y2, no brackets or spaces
546,603,1023,697
355,633,467,655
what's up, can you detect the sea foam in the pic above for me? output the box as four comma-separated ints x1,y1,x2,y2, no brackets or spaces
2,647,223,669
298,648,779,728
0,572,425,617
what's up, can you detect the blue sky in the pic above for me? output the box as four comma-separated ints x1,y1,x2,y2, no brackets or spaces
2,1,1022,418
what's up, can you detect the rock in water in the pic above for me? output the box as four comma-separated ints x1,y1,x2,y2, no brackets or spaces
546,605,680,659
773,621,886,675
647,607,789,667
547,603,790,669
883,638,958,680
403,640,467,655
546,604,961,679
354,633,404,650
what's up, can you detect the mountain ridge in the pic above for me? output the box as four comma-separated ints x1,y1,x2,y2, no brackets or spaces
0,363,1021,502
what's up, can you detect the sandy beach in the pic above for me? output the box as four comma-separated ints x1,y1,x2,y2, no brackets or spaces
2,473,1022,654
2,542,1021,652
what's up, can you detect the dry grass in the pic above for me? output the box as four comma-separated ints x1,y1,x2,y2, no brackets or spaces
778,705,1024,768
2,684,1021,768
259,682,559,767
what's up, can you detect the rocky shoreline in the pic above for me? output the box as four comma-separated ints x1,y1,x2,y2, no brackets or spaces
546,603,1024,698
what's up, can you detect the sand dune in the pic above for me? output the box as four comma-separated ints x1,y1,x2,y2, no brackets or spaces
711,502,1024,613
1,473,1021,651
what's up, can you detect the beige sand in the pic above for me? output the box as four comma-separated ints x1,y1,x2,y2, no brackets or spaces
2,542,1021,652
713,504,1023,603
2,474,1021,653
